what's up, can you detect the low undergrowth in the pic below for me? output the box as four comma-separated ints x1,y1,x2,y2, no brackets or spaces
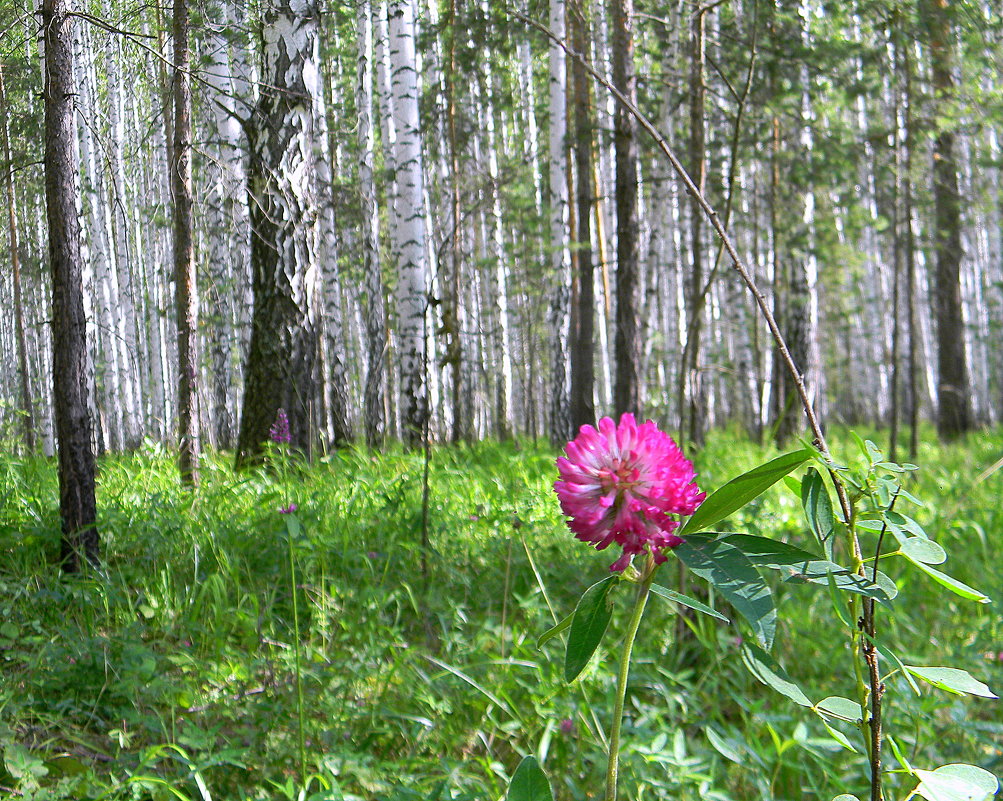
0,427,999,799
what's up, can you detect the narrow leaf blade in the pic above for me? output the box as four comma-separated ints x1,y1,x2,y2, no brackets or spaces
676,536,775,648
650,584,729,622
680,450,812,535
741,643,813,707
911,562,992,604
904,666,997,698
537,611,574,650
564,575,618,683
801,468,836,559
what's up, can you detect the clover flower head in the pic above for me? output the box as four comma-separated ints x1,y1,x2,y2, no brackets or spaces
278,503,297,515
270,408,291,444
554,413,705,572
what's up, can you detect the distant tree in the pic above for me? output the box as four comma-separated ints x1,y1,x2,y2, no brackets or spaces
236,0,321,463
547,0,572,444
386,0,429,447
609,0,640,417
356,0,388,448
43,0,98,569
172,0,199,484
924,0,971,439
568,0,595,431
0,63,35,452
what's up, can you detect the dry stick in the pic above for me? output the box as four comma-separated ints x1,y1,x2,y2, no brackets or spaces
511,8,879,797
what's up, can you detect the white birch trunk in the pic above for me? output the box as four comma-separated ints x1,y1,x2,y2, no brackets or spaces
547,0,571,442
357,0,388,446
387,0,428,445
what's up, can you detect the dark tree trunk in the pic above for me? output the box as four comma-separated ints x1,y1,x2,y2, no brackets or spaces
684,5,707,447
236,0,321,465
903,42,920,458
0,64,35,452
569,1,595,431
43,0,98,570
926,0,971,439
173,0,199,485
610,0,639,417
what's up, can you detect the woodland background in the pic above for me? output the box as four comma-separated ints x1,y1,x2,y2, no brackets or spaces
1,0,1000,463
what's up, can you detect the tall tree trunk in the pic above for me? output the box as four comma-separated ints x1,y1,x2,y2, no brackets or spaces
316,44,352,447
682,5,707,447
926,0,971,438
202,0,247,450
43,0,98,570
569,0,595,431
173,0,199,484
610,0,639,416
357,0,388,448
903,41,919,458
547,0,572,443
236,0,321,464
387,0,429,447
0,64,35,451
444,0,465,442
104,18,142,449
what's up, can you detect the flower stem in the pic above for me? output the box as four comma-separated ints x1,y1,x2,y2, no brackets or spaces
287,520,307,788
606,562,655,801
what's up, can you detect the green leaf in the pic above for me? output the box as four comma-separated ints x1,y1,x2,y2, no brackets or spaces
899,537,947,565
820,721,858,752
507,756,554,801
741,643,812,706
719,533,894,601
826,571,851,627
913,764,999,801
705,727,746,764
650,584,729,622
537,611,573,650
564,575,618,683
911,562,992,604
904,666,997,698
863,633,920,693
815,696,863,723
801,468,836,560
675,537,776,649
680,450,811,535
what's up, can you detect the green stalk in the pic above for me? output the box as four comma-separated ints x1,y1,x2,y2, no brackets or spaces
606,562,656,801
278,443,307,789
287,519,307,788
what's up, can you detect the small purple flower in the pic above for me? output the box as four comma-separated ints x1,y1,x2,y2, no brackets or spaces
559,718,574,735
367,551,379,559
279,503,297,515
270,408,291,444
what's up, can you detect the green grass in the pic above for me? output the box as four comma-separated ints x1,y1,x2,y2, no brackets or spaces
0,429,1000,800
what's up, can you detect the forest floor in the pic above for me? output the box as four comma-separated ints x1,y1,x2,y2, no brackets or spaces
0,427,1000,800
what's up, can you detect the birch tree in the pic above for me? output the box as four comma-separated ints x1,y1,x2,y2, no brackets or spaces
547,0,572,443
0,63,34,451
387,0,429,447
236,0,322,462
173,0,199,484
356,0,387,448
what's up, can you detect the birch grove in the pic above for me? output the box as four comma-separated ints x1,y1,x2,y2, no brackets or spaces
0,0,1001,455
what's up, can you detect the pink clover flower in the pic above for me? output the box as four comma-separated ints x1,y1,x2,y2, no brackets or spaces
554,413,705,572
